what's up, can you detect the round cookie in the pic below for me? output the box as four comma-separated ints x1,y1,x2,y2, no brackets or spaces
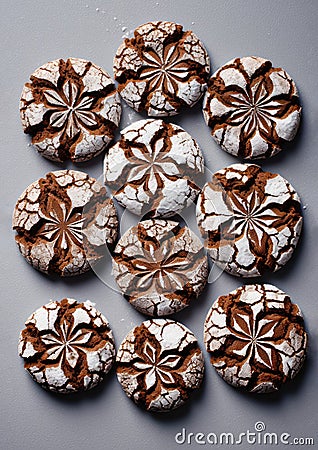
196,163,302,277
104,119,204,217
20,57,121,162
203,56,301,159
113,21,210,116
116,319,204,411
18,298,115,394
12,170,118,276
204,284,307,393
112,219,208,316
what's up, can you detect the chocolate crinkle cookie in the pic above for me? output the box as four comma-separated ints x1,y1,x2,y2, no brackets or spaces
196,163,302,277
18,298,115,394
12,170,118,276
112,219,208,316
113,21,210,116
204,284,308,393
203,56,301,159
104,119,204,217
20,57,121,162
116,319,204,412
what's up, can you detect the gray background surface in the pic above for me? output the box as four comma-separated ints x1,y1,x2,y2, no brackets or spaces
1,1,318,449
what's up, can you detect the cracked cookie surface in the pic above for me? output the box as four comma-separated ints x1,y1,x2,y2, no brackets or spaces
116,319,204,411
112,219,208,316
203,56,301,159
19,298,115,394
113,21,210,116
204,284,307,393
104,119,204,217
20,57,121,162
13,170,118,276
196,163,302,277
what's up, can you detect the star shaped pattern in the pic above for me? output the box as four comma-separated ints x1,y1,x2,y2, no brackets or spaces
203,56,301,159
129,233,195,293
204,284,308,393
127,138,180,195
196,164,302,277
42,321,93,368
44,81,97,138
134,341,181,390
140,45,188,94
38,200,85,250
230,311,277,369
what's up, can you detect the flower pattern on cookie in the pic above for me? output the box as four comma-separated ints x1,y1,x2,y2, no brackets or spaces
112,219,208,316
128,230,198,292
203,56,301,159
224,76,289,140
104,119,204,217
196,164,302,277
124,138,180,196
134,341,181,389
204,284,308,393
116,319,204,411
44,81,97,138
13,170,118,276
140,44,188,94
223,190,288,250
113,21,210,116
20,57,121,162
18,298,115,393
42,321,93,368
230,312,278,369
39,200,85,250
